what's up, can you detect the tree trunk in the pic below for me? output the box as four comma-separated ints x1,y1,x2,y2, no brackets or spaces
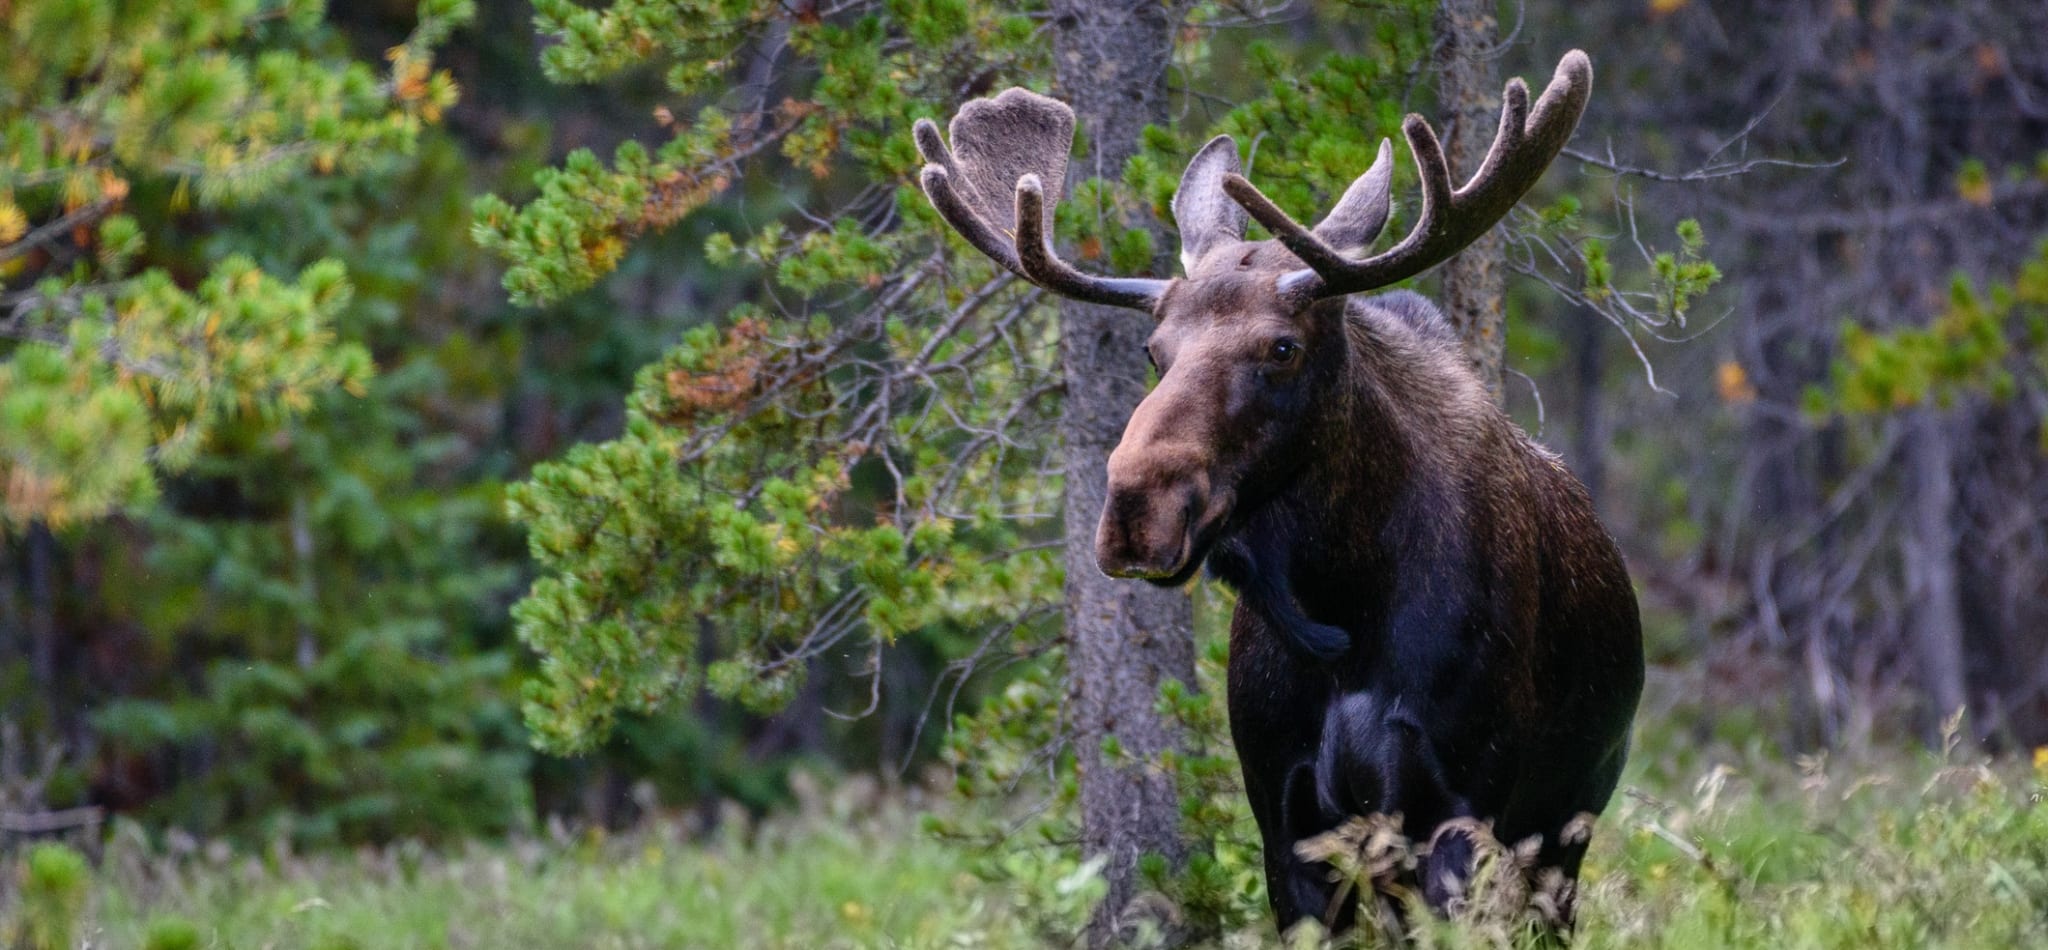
291,493,319,670
1434,0,1508,401
1903,409,1970,740
1049,1,1197,943
0,535,14,702
27,521,58,701
1568,305,1608,505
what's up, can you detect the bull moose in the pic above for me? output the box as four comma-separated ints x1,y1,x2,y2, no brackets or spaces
914,50,1643,933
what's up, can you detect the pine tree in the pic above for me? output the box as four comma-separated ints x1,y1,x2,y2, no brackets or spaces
0,0,471,527
0,0,531,842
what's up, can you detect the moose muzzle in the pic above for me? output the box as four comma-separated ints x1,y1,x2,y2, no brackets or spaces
1094,442,1228,582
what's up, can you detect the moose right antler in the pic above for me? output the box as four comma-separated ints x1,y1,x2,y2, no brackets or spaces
912,87,1169,311
1223,50,1593,302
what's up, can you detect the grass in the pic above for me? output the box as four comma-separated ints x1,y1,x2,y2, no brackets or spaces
5,733,2045,948
1565,746,2047,949
4,776,1050,949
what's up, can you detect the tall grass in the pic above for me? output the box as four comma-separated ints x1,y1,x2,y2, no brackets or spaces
5,737,2044,948
1286,723,2048,949
3,776,1050,949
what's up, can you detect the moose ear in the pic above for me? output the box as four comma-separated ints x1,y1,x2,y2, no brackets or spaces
1172,135,1248,274
1310,139,1395,253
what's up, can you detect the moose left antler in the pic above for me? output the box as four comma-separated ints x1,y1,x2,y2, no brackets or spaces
914,50,1593,305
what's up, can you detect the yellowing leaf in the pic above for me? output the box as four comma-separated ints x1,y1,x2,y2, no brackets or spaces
97,170,129,202
0,201,25,244
1960,177,1992,207
1716,361,1757,405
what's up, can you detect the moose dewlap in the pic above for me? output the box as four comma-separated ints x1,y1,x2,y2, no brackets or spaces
917,50,1644,935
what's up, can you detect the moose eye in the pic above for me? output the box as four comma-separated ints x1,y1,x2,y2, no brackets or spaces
1268,338,1302,365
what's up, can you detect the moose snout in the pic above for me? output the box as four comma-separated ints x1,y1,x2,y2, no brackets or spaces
1095,441,1226,581
1095,482,1199,580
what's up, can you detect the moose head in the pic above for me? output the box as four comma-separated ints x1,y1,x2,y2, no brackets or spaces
914,52,1592,585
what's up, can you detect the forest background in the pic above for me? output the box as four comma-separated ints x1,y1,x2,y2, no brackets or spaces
2,0,2046,946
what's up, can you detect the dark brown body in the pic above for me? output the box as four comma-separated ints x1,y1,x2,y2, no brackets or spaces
1204,292,1643,928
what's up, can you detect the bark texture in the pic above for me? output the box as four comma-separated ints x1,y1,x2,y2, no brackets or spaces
1048,0,1197,943
1434,0,1508,401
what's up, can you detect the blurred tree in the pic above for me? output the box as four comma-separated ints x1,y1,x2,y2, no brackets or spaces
1546,0,2048,749
86,144,534,845
0,0,468,528
0,0,553,843
0,0,471,713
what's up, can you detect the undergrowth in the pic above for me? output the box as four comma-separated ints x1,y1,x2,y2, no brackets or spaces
3,729,2044,948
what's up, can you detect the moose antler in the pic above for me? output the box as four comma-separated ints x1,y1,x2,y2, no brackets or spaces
914,88,1168,311
1223,50,1593,301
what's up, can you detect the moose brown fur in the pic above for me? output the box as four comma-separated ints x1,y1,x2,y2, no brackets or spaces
916,51,1643,932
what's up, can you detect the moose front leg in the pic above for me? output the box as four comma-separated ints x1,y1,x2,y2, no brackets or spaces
1313,691,1508,919
1227,605,1350,931
1238,759,1351,931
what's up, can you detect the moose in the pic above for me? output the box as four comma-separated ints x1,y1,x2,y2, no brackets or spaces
915,50,1643,932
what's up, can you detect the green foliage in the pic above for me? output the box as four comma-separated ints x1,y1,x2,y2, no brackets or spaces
474,0,1038,304
1813,237,2048,416
1654,219,1722,320
928,586,1265,944
507,308,1064,752
481,1,1064,755
1146,4,1434,232
141,915,203,950
0,0,473,527
1574,219,1720,321
1155,634,1269,935
80,148,538,845
10,843,91,950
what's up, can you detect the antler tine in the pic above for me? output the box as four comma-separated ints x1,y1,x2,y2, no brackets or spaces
915,119,1027,279
1237,50,1593,301
1220,139,1397,302
1220,174,1360,280
1013,175,1169,309
919,163,1027,277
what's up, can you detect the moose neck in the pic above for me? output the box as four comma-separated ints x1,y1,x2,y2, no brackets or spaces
1239,301,1498,632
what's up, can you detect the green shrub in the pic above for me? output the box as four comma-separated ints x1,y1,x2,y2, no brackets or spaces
141,915,202,950
17,843,91,950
